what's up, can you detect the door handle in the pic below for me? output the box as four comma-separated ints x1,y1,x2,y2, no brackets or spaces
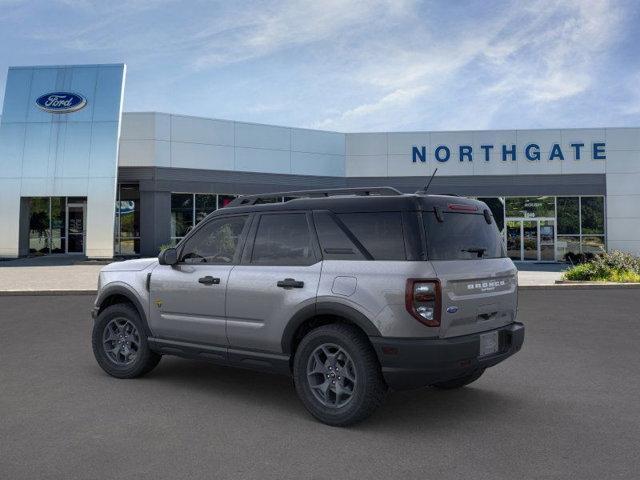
198,276,220,285
277,278,304,289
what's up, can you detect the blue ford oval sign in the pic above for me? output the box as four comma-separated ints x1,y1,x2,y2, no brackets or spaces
35,92,87,114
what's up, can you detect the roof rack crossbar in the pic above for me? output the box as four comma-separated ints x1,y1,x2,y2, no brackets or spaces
227,187,402,207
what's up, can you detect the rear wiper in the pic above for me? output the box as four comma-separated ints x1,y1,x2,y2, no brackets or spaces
461,247,486,258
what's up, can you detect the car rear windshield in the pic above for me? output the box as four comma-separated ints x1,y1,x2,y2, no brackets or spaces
423,211,506,260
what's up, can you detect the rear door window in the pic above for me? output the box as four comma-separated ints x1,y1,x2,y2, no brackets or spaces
423,212,506,260
337,212,406,260
251,213,315,266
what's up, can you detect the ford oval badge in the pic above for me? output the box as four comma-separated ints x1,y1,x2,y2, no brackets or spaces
446,306,459,314
36,92,87,114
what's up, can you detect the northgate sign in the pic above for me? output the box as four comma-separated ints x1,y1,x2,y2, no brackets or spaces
411,142,606,163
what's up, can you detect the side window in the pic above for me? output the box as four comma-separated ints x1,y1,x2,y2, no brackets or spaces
337,212,406,260
313,211,366,260
180,215,248,264
251,214,314,266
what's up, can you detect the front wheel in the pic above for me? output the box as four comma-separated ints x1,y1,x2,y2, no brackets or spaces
92,303,161,379
293,324,387,427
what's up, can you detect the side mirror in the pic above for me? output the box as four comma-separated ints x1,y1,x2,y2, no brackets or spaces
158,247,178,266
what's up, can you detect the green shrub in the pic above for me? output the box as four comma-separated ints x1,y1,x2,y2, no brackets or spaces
563,250,640,282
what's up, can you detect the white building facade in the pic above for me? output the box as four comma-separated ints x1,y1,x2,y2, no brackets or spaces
1,64,639,260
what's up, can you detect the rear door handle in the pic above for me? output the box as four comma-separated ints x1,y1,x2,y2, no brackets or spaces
277,278,304,289
198,276,220,285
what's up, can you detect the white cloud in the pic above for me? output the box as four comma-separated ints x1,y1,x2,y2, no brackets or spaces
314,0,625,130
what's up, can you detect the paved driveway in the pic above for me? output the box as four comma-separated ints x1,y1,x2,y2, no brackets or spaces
1,290,639,479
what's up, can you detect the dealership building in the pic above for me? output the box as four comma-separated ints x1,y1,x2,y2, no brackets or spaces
1,63,639,261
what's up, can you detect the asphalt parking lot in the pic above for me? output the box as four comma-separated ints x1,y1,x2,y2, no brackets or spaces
1,290,639,480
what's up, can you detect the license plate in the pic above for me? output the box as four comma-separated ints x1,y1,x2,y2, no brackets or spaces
479,331,499,357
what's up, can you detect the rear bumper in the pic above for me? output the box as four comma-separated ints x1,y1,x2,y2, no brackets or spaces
370,322,524,390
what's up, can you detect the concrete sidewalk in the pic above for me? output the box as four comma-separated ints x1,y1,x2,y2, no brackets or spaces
0,256,570,293
0,256,102,294
514,262,567,286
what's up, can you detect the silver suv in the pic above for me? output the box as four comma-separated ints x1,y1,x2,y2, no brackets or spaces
91,187,524,426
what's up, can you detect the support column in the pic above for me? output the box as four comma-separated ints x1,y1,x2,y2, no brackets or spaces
139,189,171,257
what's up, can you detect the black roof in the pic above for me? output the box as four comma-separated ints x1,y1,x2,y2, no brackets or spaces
210,192,487,216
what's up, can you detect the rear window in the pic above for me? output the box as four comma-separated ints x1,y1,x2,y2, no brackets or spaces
423,211,506,260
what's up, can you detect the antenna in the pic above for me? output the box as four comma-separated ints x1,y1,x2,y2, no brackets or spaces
422,168,438,193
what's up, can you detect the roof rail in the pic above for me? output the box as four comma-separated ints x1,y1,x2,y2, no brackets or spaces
227,187,403,207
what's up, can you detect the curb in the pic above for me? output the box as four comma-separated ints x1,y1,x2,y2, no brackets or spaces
0,290,97,296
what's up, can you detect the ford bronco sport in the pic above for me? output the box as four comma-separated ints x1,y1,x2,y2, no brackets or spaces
91,187,524,426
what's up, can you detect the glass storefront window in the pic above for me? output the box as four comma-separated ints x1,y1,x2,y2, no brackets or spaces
217,194,237,209
171,193,194,240
504,195,606,261
195,194,217,224
29,197,50,254
557,235,581,259
170,193,243,243
505,196,555,218
27,196,85,255
582,236,606,254
50,197,66,243
581,197,605,234
114,184,140,255
557,197,579,235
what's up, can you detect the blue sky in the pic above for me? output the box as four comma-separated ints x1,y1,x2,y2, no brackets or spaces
0,0,639,132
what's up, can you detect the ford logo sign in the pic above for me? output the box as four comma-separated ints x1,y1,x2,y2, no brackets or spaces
35,92,87,114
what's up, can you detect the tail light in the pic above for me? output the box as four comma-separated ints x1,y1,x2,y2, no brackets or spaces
405,279,441,327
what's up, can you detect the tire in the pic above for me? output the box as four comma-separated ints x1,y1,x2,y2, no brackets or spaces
431,369,485,390
293,324,387,427
92,303,161,379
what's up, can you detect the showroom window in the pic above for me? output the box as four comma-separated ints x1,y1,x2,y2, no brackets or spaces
505,196,555,218
114,184,140,255
556,196,606,258
171,193,248,244
27,196,86,255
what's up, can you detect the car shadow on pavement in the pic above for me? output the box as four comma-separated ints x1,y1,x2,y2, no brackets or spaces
121,356,525,430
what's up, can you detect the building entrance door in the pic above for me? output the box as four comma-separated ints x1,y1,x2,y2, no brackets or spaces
505,218,556,261
66,203,86,254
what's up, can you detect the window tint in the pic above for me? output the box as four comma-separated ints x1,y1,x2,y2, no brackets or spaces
313,212,366,260
424,212,505,260
180,216,248,264
337,212,406,260
251,214,314,265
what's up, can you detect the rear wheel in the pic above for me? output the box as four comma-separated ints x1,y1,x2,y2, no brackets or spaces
92,303,161,379
293,324,387,426
431,369,485,390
